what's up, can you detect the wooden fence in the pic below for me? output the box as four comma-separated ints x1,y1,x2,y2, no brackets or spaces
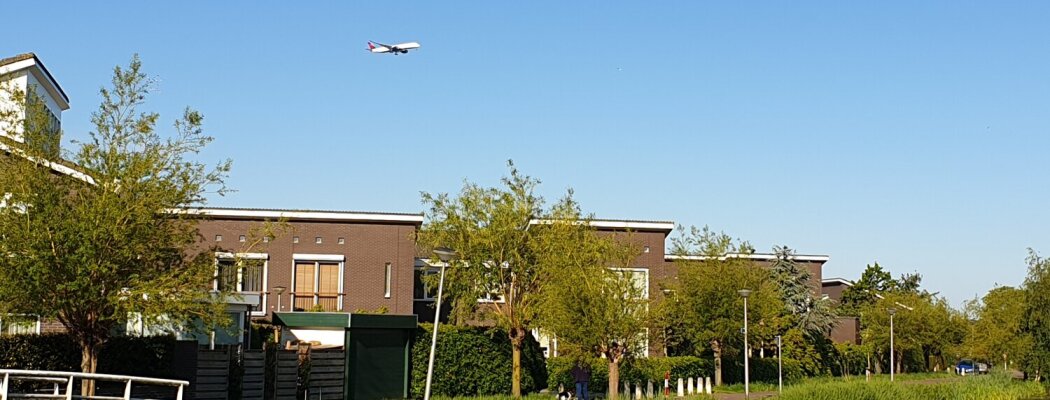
187,346,345,400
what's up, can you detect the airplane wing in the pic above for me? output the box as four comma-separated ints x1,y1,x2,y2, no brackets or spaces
370,40,394,48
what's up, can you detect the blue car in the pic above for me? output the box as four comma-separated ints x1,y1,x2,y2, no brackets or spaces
956,359,976,375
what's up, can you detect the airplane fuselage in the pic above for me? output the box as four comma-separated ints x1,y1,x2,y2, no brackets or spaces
368,41,421,54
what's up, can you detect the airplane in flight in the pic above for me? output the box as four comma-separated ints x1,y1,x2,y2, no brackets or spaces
367,41,421,55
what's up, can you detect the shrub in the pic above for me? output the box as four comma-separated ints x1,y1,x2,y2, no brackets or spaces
411,324,547,397
723,356,804,385
0,333,177,377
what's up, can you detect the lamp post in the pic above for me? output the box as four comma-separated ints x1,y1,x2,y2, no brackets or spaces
273,286,286,313
424,246,457,400
777,335,783,394
738,289,752,399
888,308,896,382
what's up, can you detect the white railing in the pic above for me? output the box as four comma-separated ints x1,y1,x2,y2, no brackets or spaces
0,369,187,400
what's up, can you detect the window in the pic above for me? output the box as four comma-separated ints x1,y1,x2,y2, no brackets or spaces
610,267,649,299
315,237,323,244
413,267,437,301
239,235,246,243
384,263,392,298
215,235,223,242
0,314,40,336
292,259,343,311
337,237,345,245
293,236,300,243
214,253,268,316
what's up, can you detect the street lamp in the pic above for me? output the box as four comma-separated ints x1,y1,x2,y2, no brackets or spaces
888,308,896,382
738,289,752,399
777,335,783,394
424,246,457,400
273,286,286,313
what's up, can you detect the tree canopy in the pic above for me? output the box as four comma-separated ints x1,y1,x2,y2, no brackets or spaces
0,56,232,395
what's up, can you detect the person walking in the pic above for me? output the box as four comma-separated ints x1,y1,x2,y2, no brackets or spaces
571,361,590,400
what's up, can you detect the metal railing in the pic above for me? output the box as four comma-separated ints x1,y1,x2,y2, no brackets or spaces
0,369,187,400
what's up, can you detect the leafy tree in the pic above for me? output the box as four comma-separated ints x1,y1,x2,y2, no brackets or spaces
417,163,600,397
1022,249,1050,381
839,263,894,315
661,226,784,386
770,245,836,339
859,292,965,374
536,229,648,399
0,56,231,395
963,286,1029,372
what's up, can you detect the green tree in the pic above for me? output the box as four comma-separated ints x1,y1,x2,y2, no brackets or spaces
839,263,894,315
964,286,1029,372
1022,249,1050,381
661,226,784,386
417,163,598,397
770,245,837,339
536,229,648,399
0,56,232,395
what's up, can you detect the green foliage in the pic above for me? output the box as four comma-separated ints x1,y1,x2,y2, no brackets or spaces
859,292,966,374
1022,249,1050,379
660,226,784,385
778,374,1045,400
547,356,712,392
410,324,547,397
722,356,805,385
417,162,600,396
0,55,232,382
0,333,177,377
962,286,1029,371
771,246,837,340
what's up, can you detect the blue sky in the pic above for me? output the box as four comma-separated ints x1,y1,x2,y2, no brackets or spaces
6,1,1049,306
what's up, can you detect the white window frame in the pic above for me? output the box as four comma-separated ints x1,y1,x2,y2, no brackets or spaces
413,266,438,302
291,254,346,312
384,263,392,299
0,314,41,335
609,267,650,299
214,252,269,316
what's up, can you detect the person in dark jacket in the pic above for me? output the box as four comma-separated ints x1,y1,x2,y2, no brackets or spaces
570,361,590,400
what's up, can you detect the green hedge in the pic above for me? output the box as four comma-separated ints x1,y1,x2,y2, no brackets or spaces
723,356,804,385
411,324,547,397
547,356,712,392
0,333,177,377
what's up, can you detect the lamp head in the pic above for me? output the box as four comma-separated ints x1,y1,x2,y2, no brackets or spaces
433,246,457,262
273,286,286,295
888,308,897,316
738,289,752,298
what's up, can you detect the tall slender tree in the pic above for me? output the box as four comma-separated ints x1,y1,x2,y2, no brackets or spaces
0,56,232,395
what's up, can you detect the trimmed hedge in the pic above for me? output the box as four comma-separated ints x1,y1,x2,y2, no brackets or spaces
411,324,547,397
724,356,804,385
547,356,712,392
0,333,178,378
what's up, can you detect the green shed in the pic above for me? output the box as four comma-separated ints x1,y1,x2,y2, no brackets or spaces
274,312,417,400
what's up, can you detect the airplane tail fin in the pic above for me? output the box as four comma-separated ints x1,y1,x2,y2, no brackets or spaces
368,42,376,50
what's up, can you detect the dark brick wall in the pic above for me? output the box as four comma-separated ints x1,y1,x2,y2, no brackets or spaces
194,218,419,318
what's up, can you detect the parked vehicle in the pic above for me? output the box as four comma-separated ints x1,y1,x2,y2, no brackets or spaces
977,362,989,374
956,359,976,375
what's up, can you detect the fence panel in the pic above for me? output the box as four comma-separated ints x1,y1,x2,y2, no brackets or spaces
195,349,230,400
308,350,345,400
241,350,265,400
275,351,299,399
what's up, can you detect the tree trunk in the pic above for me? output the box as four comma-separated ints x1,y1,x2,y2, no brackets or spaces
608,359,620,400
80,340,99,396
510,329,524,399
711,340,722,386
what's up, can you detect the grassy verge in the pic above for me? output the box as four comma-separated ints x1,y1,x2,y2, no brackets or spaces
776,373,1045,400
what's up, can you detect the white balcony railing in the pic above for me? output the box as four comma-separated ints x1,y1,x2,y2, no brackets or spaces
0,369,188,400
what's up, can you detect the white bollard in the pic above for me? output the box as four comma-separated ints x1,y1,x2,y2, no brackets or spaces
687,377,694,395
676,378,684,398
647,380,654,399
705,377,712,394
636,382,643,399
625,382,631,398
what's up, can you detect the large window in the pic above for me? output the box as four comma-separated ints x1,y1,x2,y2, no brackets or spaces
414,267,437,301
292,259,344,312
0,314,40,336
214,253,268,315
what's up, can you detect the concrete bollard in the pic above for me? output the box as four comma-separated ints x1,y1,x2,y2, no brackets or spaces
705,377,712,394
636,382,642,399
625,382,631,399
676,378,684,398
687,377,694,394
647,380,654,399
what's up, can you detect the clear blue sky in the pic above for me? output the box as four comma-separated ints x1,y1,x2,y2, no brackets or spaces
6,1,1049,306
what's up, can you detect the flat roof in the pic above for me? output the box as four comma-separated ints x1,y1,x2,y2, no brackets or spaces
529,218,675,232
178,207,424,224
667,253,831,262
0,52,69,106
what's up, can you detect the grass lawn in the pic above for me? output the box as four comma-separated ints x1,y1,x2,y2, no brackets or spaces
776,372,1046,400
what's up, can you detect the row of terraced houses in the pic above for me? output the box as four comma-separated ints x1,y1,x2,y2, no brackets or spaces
0,53,860,356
